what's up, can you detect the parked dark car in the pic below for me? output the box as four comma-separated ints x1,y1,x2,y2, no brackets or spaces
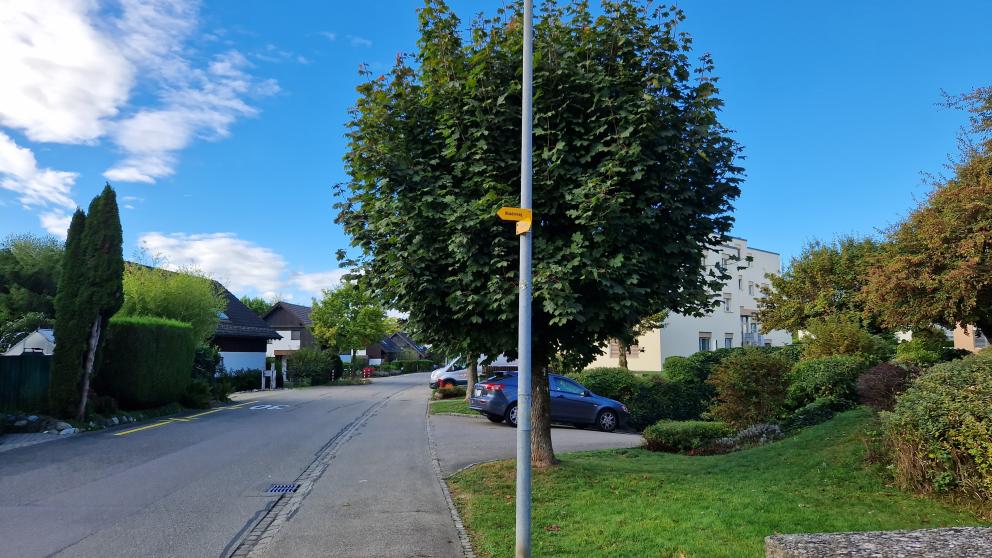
468,373,628,432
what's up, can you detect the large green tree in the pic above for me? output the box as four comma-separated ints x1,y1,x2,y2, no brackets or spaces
76,185,125,418
336,1,741,466
51,210,88,414
865,88,992,335
240,295,272,317
50,185,124,418
310,281,389,377
756,237,884,334
0,234,63,323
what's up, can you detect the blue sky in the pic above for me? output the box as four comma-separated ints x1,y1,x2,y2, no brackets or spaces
1,1,989,302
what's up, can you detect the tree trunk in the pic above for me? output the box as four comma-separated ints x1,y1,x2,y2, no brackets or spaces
350,348,357,379
76,317,101,420
975,319,992,348
618,340,629,369
530,355,558,468
465,353,478,401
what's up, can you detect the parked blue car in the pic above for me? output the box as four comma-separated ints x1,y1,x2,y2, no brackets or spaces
469,372,629,432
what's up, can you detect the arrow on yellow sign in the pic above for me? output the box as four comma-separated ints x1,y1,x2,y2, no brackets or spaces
497,207,533,235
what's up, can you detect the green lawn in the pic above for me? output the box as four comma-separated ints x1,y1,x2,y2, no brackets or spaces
429,398,475,415
448,409,986,558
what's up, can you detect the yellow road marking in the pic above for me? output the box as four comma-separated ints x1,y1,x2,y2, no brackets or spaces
113,401,259,436
114,421,172,436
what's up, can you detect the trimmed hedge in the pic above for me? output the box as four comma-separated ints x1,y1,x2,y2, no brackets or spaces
707,349,791,429
227,370,263,392
569,368,702,430
643,420,732,453
882,351,992,501
786,355,868,410
97,316,196,409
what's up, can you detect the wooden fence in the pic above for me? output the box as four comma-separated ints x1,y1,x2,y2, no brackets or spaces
0,352,51,412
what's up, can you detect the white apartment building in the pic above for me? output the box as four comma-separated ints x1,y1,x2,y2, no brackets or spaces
588,237,792,371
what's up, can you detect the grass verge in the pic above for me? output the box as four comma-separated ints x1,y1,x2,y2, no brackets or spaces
429,398,474,415
448,408,987,558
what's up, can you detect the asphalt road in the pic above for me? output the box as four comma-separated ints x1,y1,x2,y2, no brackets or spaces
0,373,643,558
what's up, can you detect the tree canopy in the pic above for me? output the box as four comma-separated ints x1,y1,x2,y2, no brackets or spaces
336,0,741,465
240,295,272,317
864,87,992,335
310,281,388,373
0,234,63,323
757,237,884,334
118,265,226,343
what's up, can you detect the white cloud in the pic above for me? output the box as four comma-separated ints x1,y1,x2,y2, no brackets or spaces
139,232,288,299
291,269,350,297
347,34,373,48
0,131,77,210
0,0,133,144
40,210,73,239
105,49,278,183
138,231,350,302
319,31,337,41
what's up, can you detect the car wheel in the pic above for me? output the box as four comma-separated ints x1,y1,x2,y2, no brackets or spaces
486,414,504,424
597,409,618,432
441,379,454,388
505,404,518,428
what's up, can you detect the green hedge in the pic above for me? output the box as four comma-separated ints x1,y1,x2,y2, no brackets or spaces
643,420,732,453
569,368,705,430
882,351,992,501
97,316,196,409
786,355,868,410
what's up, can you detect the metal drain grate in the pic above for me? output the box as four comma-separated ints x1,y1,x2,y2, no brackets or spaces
266,483,300,494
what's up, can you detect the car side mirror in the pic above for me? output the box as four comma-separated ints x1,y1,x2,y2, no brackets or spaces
582,390,591,397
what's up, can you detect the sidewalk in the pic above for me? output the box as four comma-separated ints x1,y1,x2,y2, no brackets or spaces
0,432,66,454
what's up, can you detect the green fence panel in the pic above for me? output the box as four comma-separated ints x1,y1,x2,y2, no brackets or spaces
0,353,52,412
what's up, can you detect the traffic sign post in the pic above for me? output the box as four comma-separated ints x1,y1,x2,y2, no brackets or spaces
515,1,534,557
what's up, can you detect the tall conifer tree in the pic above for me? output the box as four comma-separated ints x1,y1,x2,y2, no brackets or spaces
51,210,87,414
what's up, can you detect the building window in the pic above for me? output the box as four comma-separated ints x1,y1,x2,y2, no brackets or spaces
738,275,743,290
698,334,711,352
748,282,754,296
764,341,772,348
291,330,301,341
724,335,733,349
608,340,640,359
723,294,732,313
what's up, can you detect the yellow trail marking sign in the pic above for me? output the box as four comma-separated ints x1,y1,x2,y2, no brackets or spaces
497,207,533,235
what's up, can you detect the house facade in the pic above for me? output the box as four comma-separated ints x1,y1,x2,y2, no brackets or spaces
2,329,55,357
953,324,989,352
263,301,315,358
587,237,792,371
213,288,281,372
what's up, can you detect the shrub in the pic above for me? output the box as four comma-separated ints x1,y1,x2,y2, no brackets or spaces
856,362,919,411
288,348,339,384
882,351,992,500
643,420,732,453
181,378,212,409
569,368,643,403
707,349,790,429
211,375,234,402
433,385,466,399
97,316,196,409
781,397,836,431
802,315,891,363
734,423,784,446
786,355,868,409
228,369,263,392
90,394,119,416
769,343,805,365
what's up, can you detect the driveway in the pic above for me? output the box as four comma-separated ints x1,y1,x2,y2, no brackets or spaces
430,413,644,476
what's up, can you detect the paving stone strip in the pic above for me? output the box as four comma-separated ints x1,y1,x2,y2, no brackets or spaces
765,527,992,558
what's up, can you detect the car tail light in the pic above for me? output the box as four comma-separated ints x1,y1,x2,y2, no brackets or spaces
482,383,504,391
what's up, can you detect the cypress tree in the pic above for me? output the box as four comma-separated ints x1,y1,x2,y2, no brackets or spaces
76,185,124,419
50,209,88,415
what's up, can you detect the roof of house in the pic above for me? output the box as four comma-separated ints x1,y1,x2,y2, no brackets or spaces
263,301,313,326
215,288,282,340
390,331,428,354
378,336,402,354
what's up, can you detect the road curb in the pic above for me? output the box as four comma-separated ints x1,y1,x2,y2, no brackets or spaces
426,406,477,558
